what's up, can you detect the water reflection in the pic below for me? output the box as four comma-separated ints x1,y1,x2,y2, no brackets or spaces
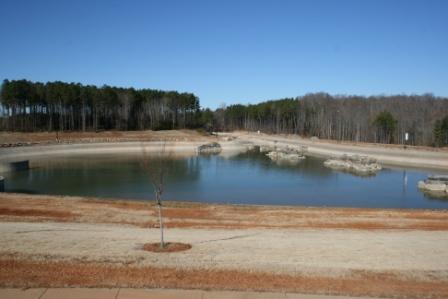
231,149,334,178
3,151,448,209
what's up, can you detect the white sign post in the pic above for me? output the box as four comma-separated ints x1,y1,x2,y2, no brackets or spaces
404,132,409,149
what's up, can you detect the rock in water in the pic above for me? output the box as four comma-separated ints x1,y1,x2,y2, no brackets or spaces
266,147,306,165
324,155,382,175
418,175,448,196
197,142,222,154
259,145,275,153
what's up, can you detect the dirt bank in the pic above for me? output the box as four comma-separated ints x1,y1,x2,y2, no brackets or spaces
0,130,211,146
1,193,448,230
1,130,447,169
0,131,251,161
1,193,448,298
228,131,448,170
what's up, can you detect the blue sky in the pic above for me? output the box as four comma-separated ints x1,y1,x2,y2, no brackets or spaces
0,0,447,108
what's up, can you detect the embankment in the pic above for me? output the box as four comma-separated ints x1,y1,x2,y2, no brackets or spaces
230,131,448,170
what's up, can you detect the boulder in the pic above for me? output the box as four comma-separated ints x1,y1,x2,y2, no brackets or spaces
427,175,448,185
259,145,275,153
266,147,306,164
223,136,236,141
324,155,381,175
425,183,446,192
417,181,427,190
197,142,222,154
418,175,448,195
246,144,256,151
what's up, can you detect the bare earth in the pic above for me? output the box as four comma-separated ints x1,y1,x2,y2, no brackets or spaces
1,129,448,169
1,193,448,298
1,130,448,297
0,129,212,145
228,131,448,170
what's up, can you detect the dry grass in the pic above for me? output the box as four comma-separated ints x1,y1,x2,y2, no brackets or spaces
1,193,447,298
0,130,212,146
163,208,213,219
1,193,448,231
0,259,447,299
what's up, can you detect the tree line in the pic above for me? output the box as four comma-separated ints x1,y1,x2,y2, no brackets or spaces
1,80,448,147
214,93,448,146
0,79,200,131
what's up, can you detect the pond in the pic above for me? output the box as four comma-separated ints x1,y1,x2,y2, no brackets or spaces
3,150,448,209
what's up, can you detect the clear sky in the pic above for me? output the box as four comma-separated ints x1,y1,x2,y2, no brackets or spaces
0,0,447,108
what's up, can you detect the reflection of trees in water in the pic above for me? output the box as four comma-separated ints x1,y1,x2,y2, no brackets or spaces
8,154,201,196
26,151,333,184
229,149,333,178
230,149,380,179
7,152,448,209
164,156,201,182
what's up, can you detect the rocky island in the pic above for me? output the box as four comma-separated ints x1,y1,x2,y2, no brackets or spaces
197,142,222,154
418,175,448,196
324,154,382,175
265,146,306,164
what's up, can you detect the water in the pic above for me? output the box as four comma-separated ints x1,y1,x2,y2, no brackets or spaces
3,150,448,209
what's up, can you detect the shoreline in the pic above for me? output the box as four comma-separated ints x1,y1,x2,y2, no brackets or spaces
0,141,250,162
2,191,448,213
229,131,448,170
1,130,447,170
1,192,447,230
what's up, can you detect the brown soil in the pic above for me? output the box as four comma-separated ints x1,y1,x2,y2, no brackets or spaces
236,130,448,152
143,242,192,253
0,207,75,219
2,129,446,152
0,259,446,299
1,193,447,231
0,130,212,146
1,193,448,298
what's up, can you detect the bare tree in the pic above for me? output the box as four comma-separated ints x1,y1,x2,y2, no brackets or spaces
142,141,168,248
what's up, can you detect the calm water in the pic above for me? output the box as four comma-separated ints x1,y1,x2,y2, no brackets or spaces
3,150,448,209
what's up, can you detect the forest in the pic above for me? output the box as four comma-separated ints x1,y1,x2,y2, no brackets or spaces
214,93,448,146
1,79,448,146
0,79,200,131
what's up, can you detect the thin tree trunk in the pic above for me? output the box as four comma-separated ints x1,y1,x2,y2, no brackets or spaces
157,201,164,248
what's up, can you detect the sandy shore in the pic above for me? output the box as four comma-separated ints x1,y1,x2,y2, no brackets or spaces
1,193,448,298
0,131,251,161
1,130,447,169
